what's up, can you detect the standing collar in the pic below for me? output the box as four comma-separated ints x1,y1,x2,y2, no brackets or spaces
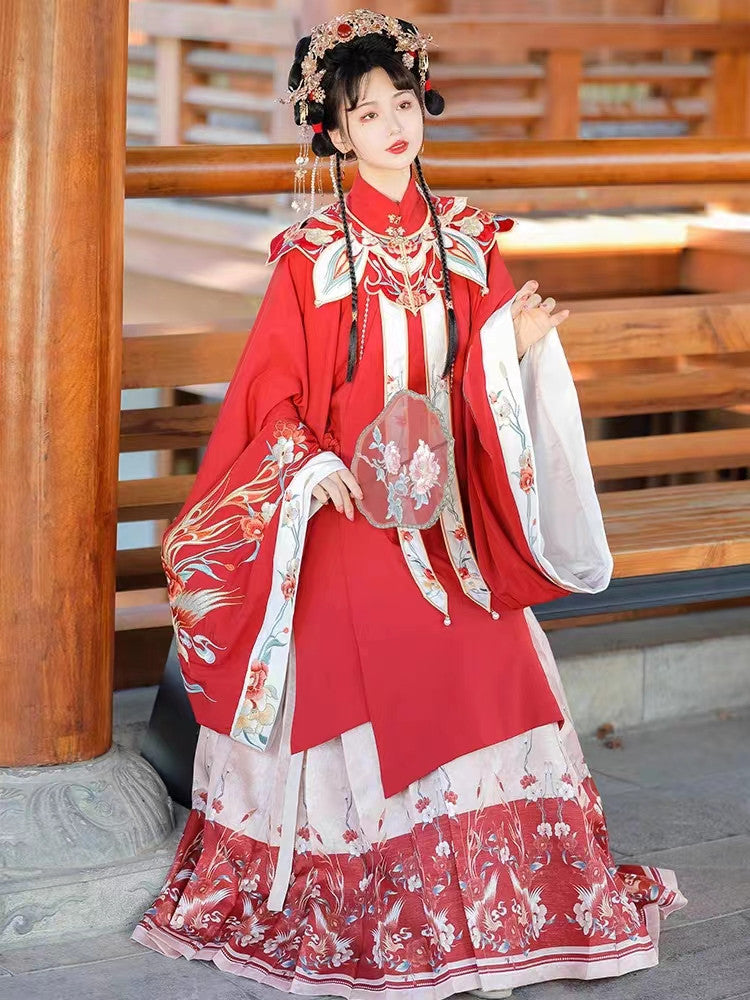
345,169,429,236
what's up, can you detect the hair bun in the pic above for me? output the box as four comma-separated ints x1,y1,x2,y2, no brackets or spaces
288,36,312,91
311,132,337,157
288,61,303,91
424,86,445,116
294,35,311,61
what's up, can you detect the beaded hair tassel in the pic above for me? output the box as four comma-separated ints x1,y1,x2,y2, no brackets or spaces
291,124,311,212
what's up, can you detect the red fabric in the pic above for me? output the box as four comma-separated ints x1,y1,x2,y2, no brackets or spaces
134,774,677,988
163,169,571,797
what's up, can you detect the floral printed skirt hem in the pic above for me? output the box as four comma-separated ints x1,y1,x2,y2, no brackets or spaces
132,903,671,999
131,614,687,997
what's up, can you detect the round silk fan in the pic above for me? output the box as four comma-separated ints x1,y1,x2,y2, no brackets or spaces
351,389,455,530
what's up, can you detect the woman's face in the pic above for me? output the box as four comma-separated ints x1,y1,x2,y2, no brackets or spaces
329,66,424,172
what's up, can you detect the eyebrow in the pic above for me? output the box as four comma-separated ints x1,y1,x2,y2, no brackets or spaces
354,90,414,110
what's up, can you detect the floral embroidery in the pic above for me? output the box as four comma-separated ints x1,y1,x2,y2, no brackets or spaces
459,215,484,237
421,349,493,613
399,531,447,609
519,449,535,494
361,426,411,522
359,432,443,522
487,360,537,546
408,441,441,508
382,440,401,476
161,420,313,702
243,660,269,708
239,514,266,542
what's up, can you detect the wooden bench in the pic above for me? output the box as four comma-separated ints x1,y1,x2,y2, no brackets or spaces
115,290,750,661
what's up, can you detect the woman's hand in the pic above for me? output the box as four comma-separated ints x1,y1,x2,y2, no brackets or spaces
511,279,570,359
312,469,363,521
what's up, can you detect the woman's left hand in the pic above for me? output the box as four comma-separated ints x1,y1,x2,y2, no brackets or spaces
511,280,570,359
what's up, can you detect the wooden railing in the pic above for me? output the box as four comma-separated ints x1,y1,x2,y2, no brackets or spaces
124,136,750,196
127,6,750,145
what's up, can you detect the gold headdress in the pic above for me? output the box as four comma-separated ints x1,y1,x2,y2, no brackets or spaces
283,10,432,127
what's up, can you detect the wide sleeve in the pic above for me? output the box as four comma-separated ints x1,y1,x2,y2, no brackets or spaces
160,251,346,747
462,241,613,607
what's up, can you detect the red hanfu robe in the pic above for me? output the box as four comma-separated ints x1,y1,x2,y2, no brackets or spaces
161,169,610,799
134,173,686,992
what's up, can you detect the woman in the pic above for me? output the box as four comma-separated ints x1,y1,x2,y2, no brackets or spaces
132,11,687,998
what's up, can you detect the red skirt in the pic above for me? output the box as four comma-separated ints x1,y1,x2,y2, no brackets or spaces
131,613,687,997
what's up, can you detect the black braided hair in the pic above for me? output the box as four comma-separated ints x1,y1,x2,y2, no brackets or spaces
286,19,449,379
414,155,457,378
335,152,360,381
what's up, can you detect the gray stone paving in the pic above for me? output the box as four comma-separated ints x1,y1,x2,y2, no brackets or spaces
0,705,748,1000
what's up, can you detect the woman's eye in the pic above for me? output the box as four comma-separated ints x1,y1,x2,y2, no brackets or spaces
361,112,376,121
399,101,413,110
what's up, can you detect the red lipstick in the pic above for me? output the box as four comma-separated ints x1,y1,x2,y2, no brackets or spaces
387,140,409,154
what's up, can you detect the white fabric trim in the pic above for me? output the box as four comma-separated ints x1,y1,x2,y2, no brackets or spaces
267,747,304,911
420,295,494,614
229,451,347,750
380,292,450,619
476,296,613,593
266,636,305,913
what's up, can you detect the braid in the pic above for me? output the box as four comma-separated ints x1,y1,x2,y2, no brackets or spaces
336,153,359,382
414,156,457,379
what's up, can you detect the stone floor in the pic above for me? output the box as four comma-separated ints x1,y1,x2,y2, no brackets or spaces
1,705,749,1000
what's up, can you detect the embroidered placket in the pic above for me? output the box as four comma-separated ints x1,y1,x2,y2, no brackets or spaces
420,295,497,616
379,292,450,623
386,212,421,314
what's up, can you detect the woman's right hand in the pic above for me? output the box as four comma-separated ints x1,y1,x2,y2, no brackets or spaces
312,469,363,521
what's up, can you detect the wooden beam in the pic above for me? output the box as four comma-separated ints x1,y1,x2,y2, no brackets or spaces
0,0,128,765
118,475,196,522
122,325,247,388
120,401,221,451
127,8,750,51
124,138,750,199
415,16,750,52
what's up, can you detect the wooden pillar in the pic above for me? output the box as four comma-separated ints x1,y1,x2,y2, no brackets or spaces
0,0,128,764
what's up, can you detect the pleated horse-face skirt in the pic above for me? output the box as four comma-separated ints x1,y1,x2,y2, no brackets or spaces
131,610,687,999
